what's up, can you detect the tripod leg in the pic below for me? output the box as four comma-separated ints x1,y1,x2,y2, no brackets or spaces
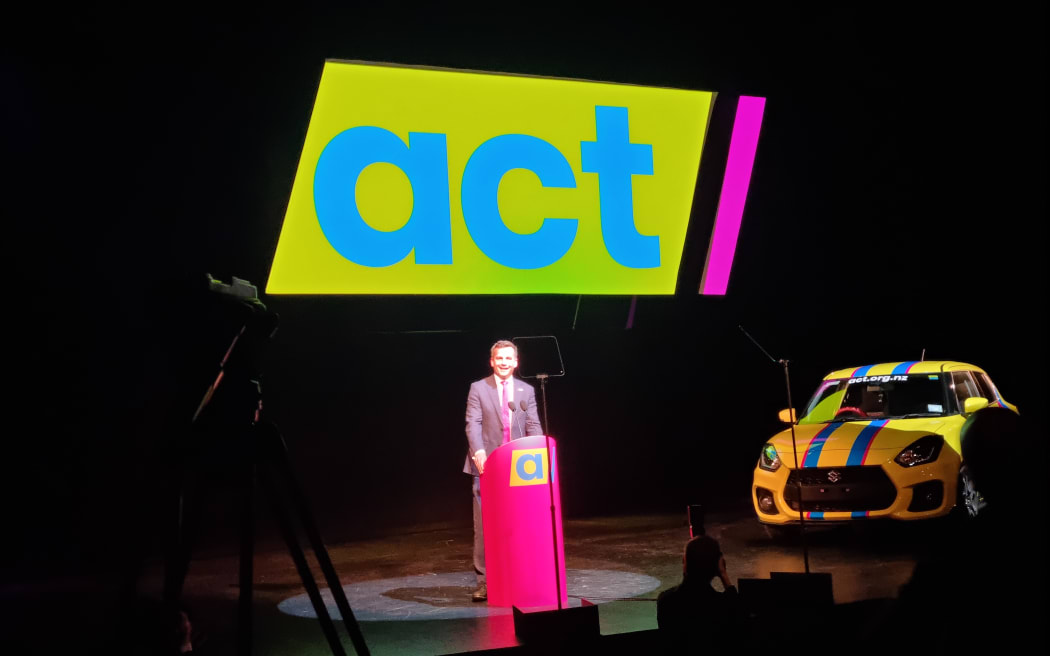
164,457,201,605
266,427,370,656
259,467,348,656
238,450,256,656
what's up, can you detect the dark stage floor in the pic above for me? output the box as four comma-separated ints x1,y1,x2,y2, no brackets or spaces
7,507,939,654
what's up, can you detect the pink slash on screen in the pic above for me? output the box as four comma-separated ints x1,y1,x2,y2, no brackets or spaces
700,95,766,296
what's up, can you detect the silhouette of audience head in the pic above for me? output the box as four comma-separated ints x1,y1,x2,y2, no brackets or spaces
659,533,741,645
882,406,1041,650
961,406,1024,507
683,534,722,582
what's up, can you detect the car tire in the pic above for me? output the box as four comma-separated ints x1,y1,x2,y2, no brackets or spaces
953,465,981,520
762,523,795,541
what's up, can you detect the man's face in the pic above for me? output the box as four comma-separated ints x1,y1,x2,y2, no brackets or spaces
490,346,518,381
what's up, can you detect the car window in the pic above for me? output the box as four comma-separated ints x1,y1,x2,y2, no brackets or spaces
799,380,846,423
798,374,948,423
976,372,999,403
951,371,983,409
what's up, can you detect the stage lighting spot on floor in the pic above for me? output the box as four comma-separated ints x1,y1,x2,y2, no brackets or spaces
277,569,661,621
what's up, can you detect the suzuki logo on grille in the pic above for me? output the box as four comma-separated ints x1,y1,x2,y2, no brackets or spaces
827,470,842,483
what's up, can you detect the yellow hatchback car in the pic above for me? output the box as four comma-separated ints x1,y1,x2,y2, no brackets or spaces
752,361,1017,524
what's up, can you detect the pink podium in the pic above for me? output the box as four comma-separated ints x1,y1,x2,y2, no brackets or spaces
480,434,567,608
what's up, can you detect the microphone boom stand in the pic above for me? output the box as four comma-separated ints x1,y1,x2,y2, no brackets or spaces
739,325,810,574
535,373,563,609
512,335,567,611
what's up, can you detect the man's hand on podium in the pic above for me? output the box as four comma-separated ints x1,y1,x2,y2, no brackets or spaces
473,450,487,475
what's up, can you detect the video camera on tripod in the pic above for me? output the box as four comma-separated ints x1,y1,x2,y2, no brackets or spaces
191,275,278,426
166,274,370,655
206,274,261,302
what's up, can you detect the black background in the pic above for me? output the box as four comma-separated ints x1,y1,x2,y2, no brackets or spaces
3,6,1045,578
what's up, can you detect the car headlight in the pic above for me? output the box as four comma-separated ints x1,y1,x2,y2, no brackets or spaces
895,435,944,467
759,443,781,471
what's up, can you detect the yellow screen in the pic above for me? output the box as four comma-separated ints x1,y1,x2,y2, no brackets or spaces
267,61,714,295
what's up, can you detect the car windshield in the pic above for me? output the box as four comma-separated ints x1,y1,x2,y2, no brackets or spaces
797,373,950,424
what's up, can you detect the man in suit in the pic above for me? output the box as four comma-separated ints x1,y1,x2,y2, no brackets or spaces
464,339,543,602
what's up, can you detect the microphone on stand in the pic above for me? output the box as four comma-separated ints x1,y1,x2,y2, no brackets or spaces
510,400,527,439
519,400,529,436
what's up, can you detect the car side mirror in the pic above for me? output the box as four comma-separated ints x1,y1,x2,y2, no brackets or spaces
963,397,989,414
778,408,797,423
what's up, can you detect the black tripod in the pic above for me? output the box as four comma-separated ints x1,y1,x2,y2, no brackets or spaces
163,277,369,655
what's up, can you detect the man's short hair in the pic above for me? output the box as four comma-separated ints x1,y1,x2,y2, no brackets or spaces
490,340,518,358
684,535,722,581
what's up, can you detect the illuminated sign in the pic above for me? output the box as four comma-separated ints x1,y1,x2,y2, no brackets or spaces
509,448,549,486
267,61,718,294
700,95,765,296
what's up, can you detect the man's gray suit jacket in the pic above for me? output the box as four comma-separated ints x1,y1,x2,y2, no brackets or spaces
463,376,544,475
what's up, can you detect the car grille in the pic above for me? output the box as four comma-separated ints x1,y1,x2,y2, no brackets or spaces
783,466,897,512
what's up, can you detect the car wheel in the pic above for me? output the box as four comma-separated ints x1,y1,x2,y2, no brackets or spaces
955,465,980,519
763,523,795,541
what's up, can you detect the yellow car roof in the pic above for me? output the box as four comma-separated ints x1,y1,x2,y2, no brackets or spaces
823,360,986,379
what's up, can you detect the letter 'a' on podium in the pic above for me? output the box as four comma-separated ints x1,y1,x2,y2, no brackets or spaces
480,434,567,608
